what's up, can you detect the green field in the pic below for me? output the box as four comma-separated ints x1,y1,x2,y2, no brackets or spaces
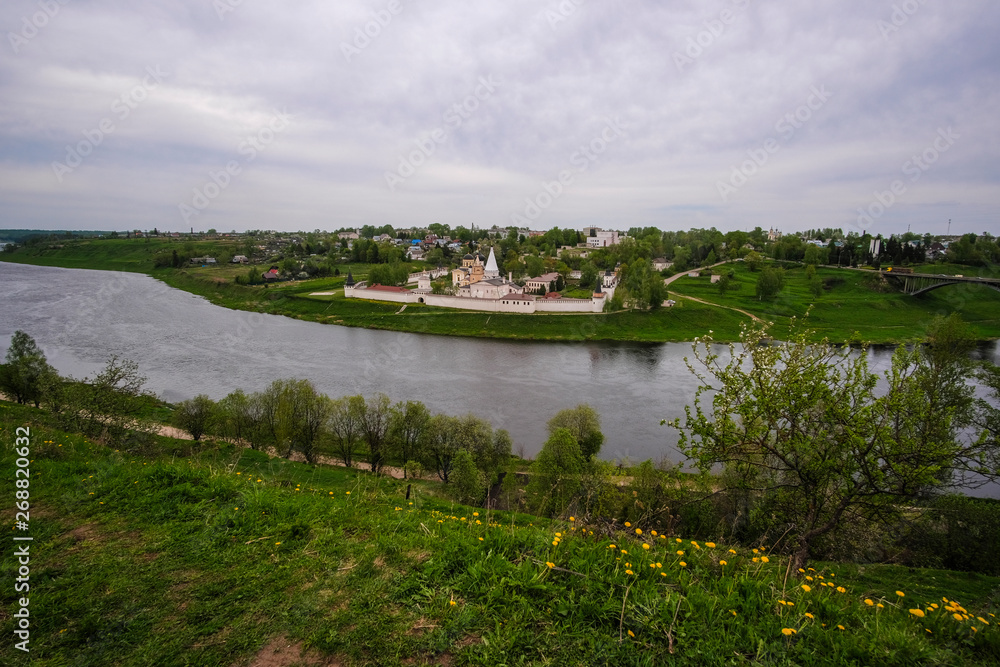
669,263,1000,343
3,239,999,343
2,400,998,666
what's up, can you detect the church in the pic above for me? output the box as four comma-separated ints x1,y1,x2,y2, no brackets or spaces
455,247,524,299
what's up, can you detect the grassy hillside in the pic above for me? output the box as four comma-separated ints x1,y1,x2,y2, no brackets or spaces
669,263,1000,343
2,401,999,666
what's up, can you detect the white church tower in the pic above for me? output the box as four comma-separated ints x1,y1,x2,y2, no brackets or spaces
484,247,500,280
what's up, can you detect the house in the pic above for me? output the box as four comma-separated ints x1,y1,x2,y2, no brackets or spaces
190,256,217,265
231,255,248,264
406,246,425,261
584,228,621,248
652,258,671,271
261,268,280,282
525,272,561,293
338,231,359,240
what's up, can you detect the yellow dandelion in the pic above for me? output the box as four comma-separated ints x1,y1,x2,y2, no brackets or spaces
752,548,759,554
569,516,575,521
473,512,479,516
909,609,925,618
449,600,456,606
806,575,814,581
546,562,554,569
609,544,616,549
676,550,685,556
798,568,806,573
720,560,727,566
805,613,814,619
346,491,351,495
621,550,628,555
801,585,811,592
730,610,737,616
778,600,788,606
781,628,796,636
896,591,905,597
953,613,964,621
864,599,874,606
627,629,635,638
926,628,933,633
552,541,558,546
706,542,716,548
655,562,661,568
877,604,884,609
275,542,281,546
752,557,760,563
625,522,631,527
976,617,988,625
729,549,737,554
642,543,650,550
836,586,846,593
676,538,683,544
837,625,845,630
625,569,634,575
761,556,770,563
679,561,687,567
651,530,657,536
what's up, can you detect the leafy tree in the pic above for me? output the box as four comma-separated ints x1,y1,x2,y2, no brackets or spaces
547,405,604,460
754,266,785,300
172,394,216,442
424,414,461,482
1,330,57,407
217,389,266,450
358,393,392,474
327,395,365,467
745,250,763,272
260,379,329,463
528,428,585,517
671,321,998,569
390,400,430,477
72,355,156,448
451,448,486,505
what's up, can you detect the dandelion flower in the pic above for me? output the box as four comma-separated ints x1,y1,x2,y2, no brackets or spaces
761,556,769,563
625,522,631,527
569,516,575,521
801,585,812,592
753,548,759,554
953,613,964,621
651,530,657,536
676,538,683,544
450,600,456,606
625,569,634,575
806,576,814,581
730,610,737,616
609,544,616,550
679,561,687,567
546,562,554,569
798,568,805,573
837,625,845,630
877,604,884,609
627,630,635,638
642,543,650,550
909,609,925,618
676,550,685,556
478,537,484,542
621,550,628,555
976,617,988,625
346,491,351,495
275,542,281,546
706,542,716,548
729,549,737,554
864,599,874,606
660,572,666,577
752,557,760,563
720,560,727,566
805,613,814,619
655,562,661,568
836,587,846,593
473,512,479,517
896,591,905,597
781,628,796,636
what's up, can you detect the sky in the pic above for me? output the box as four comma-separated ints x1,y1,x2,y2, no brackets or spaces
1,0,997,237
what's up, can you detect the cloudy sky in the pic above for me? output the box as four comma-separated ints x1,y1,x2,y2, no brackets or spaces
1,0,997,236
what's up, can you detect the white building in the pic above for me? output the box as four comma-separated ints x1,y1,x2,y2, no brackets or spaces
585,228,620,248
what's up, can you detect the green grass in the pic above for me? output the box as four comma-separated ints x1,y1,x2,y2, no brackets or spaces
669,263,1000,343
3,401,999,666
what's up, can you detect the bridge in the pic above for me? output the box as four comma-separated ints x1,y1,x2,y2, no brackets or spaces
881,270,1000,296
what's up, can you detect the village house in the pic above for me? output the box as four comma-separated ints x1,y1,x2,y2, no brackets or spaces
525,272,561,294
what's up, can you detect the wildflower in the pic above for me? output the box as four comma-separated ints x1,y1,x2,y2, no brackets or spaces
706,542,716,548
877,604,884,609
655,562,661,568
801,585,811,592
621,550,628,555
806,576,814,581
651,530,657,536
805,613,814,619
473,512,479,517
781,628,796,636
837,625,845,630
761,556,769,563
609,544,616,549
730,610,737,616
895,591,904,597
909,609,925,618
449,600,456,606
926,629,932,633
864,599,874,606
676,550,685,556
625,522,631,527
627,630,635,638
642,544,650,550
275,542,281,546
676,538,683,544
752,548,759,554
546,562,554,569
478,537,484,541
752,557,759,563
552,541,558,546
625,569,634,575
719,560,727,566
329,491,333,495
729,549,737,554
953,613,964,621
660,572,666,577
798,568,806,573
569,516,575,521
778,600,788,606
976,617,988,625
346,491,351,495
836,587,846,593
679,561,687,568
555,532,562,537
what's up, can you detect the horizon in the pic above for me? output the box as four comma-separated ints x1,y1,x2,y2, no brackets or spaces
2,1,997,236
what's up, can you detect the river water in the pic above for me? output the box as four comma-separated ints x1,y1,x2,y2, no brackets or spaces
1,262,997,496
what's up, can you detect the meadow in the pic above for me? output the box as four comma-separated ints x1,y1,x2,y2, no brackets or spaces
2,400,998,666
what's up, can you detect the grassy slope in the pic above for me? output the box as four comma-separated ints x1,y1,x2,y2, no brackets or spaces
2,402,999,666
669,263,1000,343
4,240,1000,342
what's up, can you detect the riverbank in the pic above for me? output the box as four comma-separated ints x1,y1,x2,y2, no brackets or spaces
4,242,1000,343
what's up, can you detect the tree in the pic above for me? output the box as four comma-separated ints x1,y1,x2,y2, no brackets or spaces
358,393,392,474
424,414,461,482
451,448,486,505
547,405,604,460
754,266,784,300
73,355,156,448
671,321,998,569
172,394,216,442
390,400,430,477
745,250,763,272
1,330,56,407
327,395,365,467
260,379,329,463
528,428,584,517
217,389,266,449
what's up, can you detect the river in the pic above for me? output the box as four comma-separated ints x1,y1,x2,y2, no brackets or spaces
1,262,998,496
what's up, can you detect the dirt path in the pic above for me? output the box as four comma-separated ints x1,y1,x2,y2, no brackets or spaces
674,293,762,323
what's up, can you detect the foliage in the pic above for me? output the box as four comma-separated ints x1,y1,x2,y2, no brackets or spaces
327,395,365,467
671,320,999,569
546,404,604,460
172,394,216,441
450,448,486,505
0,329,56,407
358,393,392,475
754,265,785,300
527,428,584,517
63,354,158,449
390,400,431,478
259,379,330,463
